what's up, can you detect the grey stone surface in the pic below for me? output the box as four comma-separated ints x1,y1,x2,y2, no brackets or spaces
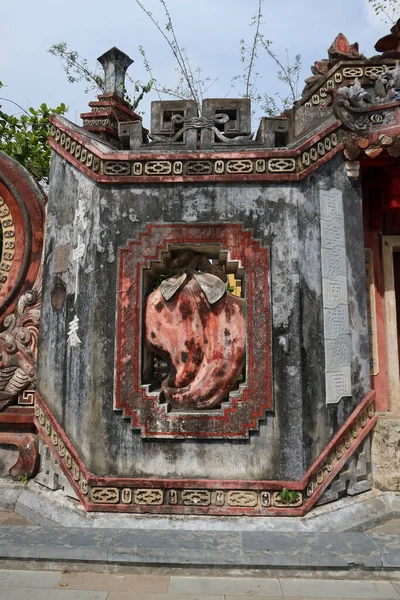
168,576,281,596
241,532,382,568
0,480,24,510
280,578,400,599
0,569,62,588
0,526,110,561
35,438,78,500
2,524,400,569
0,591,108,600
107,595,224,600
367,532,400,568
108,530,243,565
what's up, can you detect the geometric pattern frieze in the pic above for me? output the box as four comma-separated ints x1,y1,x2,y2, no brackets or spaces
33,390,376,516
48,121,341,184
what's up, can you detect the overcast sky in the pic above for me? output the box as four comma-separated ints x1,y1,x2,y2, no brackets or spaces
0,0,390,129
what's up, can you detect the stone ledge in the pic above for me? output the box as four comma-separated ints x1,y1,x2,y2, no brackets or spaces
1,525,400,570
2,480,400,533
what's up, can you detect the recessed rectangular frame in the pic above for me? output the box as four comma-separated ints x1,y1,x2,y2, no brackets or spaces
114,223,272,439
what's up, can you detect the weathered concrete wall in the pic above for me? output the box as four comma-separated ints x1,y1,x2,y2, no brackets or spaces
37,151,369,481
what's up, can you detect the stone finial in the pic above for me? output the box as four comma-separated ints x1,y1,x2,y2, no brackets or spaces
97,47,134,98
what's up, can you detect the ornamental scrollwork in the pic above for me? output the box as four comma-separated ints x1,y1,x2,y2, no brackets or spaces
149,113,253,145
0,265,41,410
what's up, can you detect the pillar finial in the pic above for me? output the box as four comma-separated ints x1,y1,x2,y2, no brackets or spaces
97,47,134,99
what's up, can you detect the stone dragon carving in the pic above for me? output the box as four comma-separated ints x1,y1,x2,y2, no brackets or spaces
145,250,246,411
332,63,400,132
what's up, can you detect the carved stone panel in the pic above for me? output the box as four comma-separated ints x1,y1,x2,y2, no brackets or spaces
115,223,271,438
320,189,351,404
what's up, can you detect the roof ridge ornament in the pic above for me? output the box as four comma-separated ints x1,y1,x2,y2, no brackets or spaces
375,19,400,58
328,33,361,61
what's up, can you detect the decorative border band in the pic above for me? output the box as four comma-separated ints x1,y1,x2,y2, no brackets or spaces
48,117,342,184
34,390,376,516
0,195,16,291
299,60,397,108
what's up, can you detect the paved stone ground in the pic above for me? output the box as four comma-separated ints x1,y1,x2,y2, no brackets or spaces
368,518,400,534
0,569,400,599
0,510,32,526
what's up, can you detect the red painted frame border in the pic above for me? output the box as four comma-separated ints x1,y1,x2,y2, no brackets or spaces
0,153,44,321
48,116,343,185
34,390,376,516
115,223,271,438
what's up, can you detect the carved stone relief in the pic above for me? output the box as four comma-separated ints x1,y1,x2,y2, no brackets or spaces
320,189,351,404
145,249,246,411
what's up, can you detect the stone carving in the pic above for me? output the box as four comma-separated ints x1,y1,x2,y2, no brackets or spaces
181,490,211,506
227,490,258,507
320,189,351,404
34,389,375,515
0,267,41,410
317,435,372,505
149,112,253,146
145,250,246,411
333,65,400,132
370,63,400,103
35,438,78,500
134,489,163,505
0,432,38,479
328,33,361,61
91,487,119,503
49,123,341,182
337,78,372,109
0,196,16,290
302,33,363,97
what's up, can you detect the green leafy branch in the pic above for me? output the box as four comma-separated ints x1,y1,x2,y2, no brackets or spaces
368,0,399,24
0,81,67,185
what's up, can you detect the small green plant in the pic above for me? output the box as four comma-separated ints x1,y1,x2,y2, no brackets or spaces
17,473,30,485
279,487,299,505
226,283,235,293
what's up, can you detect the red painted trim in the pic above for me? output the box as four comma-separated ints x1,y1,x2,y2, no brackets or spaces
0,408,35,425
0,153,44,321
34,390,376,516
115,223,272,438
305,390,375,481
50,116,341,161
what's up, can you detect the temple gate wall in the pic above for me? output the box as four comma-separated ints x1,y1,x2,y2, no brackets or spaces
37,151,369,483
